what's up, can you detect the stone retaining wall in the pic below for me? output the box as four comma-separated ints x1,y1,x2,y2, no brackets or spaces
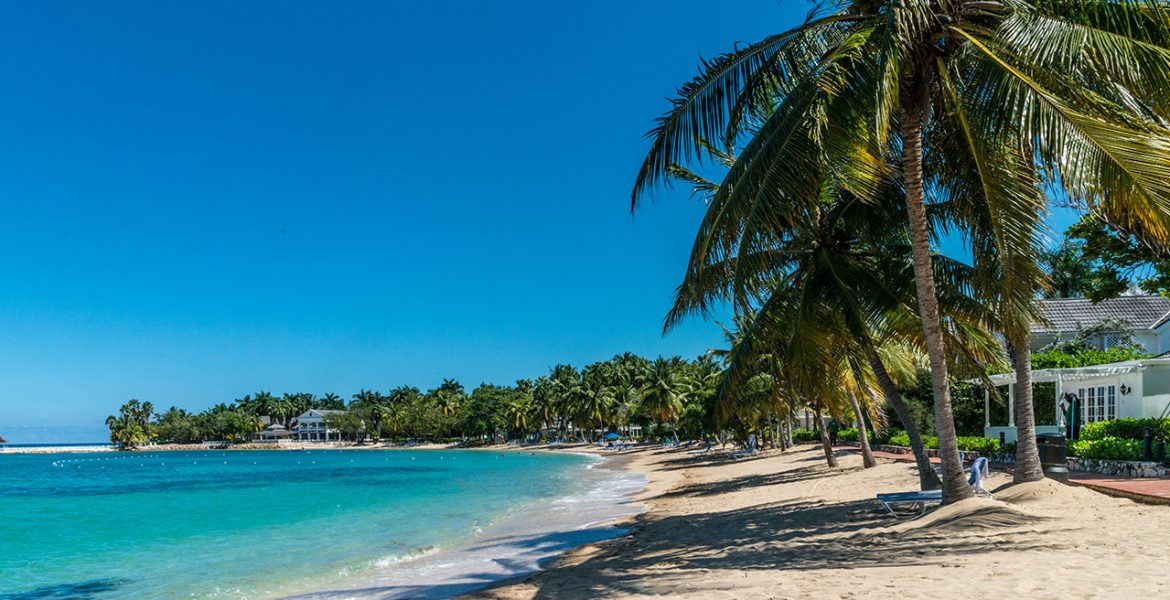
1068,458,1167,478
878,443,1167,477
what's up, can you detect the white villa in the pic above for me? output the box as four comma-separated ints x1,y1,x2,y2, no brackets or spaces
1029,294,1170,353
984,294,1170,443
293,409,346,442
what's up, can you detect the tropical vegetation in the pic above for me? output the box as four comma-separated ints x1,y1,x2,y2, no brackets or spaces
631,0,1170,502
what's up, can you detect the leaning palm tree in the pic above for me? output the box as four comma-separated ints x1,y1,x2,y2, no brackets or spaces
634,0,1170,500
667,154,1006,489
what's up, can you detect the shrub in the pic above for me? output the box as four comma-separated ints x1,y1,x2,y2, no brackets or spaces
792,428,819,443
837,428,874,443
883,432,1001,454
888,432,938,449
1070,436,1143,461
1079,418,1170,444
955,436,1001,454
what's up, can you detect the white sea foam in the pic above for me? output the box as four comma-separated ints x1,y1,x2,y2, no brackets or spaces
283,455,646,600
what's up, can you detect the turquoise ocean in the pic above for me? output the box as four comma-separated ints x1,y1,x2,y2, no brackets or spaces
0,449,643,599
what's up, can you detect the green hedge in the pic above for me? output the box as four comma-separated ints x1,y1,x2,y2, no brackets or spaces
885,431,1001,454
1080,418,1170,444
838,428,876,443
792,428,818,442
1070,436,1142,461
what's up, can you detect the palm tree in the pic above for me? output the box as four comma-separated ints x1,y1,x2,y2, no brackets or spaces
319,392,345,410
640,357,693,439
105,399,155,449
634,1,1170,499
666,152,1005,487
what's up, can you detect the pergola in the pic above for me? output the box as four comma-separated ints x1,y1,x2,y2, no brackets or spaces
973,360,1148,436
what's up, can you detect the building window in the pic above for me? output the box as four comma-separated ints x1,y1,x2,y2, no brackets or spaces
1078,386,1117,423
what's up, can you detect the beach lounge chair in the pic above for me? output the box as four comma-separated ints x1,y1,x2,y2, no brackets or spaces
968,456,992,498
875,489,944,517
878,456,994,517
732,435,758,459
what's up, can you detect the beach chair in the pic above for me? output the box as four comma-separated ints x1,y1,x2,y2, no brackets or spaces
732,435,758,459
968,456,992,498
877,456,994,517
875,489,944,517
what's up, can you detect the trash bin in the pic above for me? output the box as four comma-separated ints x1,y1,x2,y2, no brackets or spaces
1036,433,1069,483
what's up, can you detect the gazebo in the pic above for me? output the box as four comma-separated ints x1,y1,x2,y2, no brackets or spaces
257,424,292,442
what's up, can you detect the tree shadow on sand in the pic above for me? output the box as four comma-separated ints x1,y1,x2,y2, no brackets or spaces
473,493,1066,599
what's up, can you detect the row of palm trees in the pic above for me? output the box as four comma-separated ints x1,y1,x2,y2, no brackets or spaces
633,0,1170,501
144,355,723,444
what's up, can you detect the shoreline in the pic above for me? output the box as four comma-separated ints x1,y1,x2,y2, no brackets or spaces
0,441,467,454
281,446,648,600
0,440,626,455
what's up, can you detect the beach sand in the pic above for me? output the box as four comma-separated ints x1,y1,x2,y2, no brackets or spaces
468,444,1170,599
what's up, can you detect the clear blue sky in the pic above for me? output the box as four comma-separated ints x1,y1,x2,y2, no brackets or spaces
0,1,1082,443
0,0,809,441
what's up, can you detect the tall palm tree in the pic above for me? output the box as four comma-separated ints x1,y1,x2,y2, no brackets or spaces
317,392,345,410
633,0,1170,500
667,154,1005,488
640,357,693,438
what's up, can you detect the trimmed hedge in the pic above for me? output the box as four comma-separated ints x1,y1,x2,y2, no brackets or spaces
886,430,1001,454
838,427,876,443
792,428,819,442
1080,418,1170,444
1070,436,1142,461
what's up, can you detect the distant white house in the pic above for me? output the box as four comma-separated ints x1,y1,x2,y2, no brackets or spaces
293,409,346,442
1030,294,1170,354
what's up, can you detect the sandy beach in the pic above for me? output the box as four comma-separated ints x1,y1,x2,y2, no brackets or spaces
468,444,1170,600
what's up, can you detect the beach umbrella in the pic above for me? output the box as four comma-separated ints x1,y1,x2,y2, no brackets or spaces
603,432,620,440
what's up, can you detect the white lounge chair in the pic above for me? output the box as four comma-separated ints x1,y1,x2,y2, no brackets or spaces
877,457,993,518
876,489,944,517
733,435,758,459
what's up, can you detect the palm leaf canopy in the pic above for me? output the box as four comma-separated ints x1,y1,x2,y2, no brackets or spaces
635,0,1170,319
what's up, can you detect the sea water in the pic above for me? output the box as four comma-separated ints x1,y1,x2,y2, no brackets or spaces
0,449,643,599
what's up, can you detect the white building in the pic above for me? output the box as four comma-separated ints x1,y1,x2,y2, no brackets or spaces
293,409,345,442
977,295,1170,443
982,358,1170,443
1031,294,1170,354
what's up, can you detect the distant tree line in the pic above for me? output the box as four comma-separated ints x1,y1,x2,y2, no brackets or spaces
108,353,742,447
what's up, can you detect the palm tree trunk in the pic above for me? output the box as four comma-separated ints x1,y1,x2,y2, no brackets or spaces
814,402,838,467
1010,341,1044,482
901,78,971,503
846,389,877,468
866,346,941,490
784,413,794,448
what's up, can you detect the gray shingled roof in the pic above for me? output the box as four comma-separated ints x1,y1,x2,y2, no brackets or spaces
1032,294,1170,333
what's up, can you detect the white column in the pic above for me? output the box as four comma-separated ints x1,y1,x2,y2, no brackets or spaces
984,387,991,429
1008,383,1016,427
1055,375,1063,430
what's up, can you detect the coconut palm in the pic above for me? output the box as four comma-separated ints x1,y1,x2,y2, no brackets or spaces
640,357,693,438
105,399,154,449
667,152,1005,488
634,0,1170,499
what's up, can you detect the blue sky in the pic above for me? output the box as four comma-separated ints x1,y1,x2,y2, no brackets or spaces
0,1,807,441
0,1,1083,443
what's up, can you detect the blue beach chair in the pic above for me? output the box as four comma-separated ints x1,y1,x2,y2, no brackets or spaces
877,456,994,518
732,435,758,459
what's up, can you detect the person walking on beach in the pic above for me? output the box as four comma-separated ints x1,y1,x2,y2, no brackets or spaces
828,419,840,446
